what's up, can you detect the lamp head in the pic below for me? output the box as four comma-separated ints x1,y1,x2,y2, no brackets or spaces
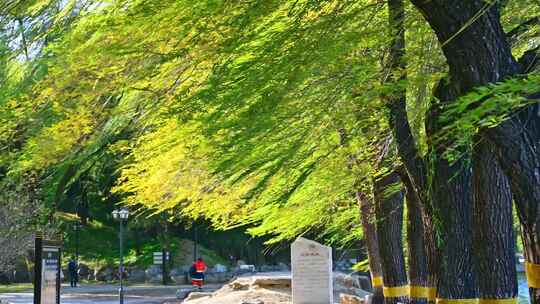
119,208,129,220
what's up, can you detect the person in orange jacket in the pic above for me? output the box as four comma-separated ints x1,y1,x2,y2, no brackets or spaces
190,258,207,290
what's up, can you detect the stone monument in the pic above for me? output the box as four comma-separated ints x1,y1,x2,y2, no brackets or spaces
291,237,333,304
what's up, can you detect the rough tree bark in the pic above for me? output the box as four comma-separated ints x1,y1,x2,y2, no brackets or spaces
385,0,437,300
472,138,518,300
401,172,432,304
486,98,540,301
425,136,477,300
374,171,408,304
358,191,385,304
408,0,539,301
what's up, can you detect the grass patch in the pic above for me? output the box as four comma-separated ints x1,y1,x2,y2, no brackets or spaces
0,283,33,293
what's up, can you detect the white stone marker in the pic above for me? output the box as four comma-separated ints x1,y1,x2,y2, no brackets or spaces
291,237,333,304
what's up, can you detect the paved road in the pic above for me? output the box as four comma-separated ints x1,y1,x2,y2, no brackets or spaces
0,284,220,304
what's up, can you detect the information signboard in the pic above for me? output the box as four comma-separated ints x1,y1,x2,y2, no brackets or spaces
34,234,62,304
153,251,170,265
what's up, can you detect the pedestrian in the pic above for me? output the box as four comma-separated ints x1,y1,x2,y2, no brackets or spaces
68,258,78,287
190,258,207,290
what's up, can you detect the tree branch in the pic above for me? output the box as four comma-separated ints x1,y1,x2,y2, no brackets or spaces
506,16,539,46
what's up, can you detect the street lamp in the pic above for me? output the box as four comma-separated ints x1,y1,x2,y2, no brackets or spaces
73,222,83,263
112,208,129,304
73,221,83,287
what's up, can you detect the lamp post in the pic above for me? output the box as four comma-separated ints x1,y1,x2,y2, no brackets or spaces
112,208,129,304
73,222,82,286
193,224,198,260
73,222,82,263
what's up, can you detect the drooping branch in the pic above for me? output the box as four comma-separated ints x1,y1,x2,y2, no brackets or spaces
17,17,29,61
385,0,428,202
506,16,539,46
518,46,540,73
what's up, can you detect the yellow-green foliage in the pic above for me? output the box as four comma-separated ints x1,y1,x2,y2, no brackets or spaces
2,0,538,247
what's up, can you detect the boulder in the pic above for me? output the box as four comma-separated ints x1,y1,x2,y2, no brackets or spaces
183,275,291,304
236,260,247,266
228,279,250,291
145,265,163,283
334,272,357,289
0,271,13,284
170,268,187,284
78,263,90,278
184,291,213,301
277,262,289,271
213,264,228,273
353,275,372,291
334,272,372,300
252,277,291,289
175,288,192,299
340,294,364,304
335,260,353,272
241,300,264,304
13,260,31,283
209,272,235,283
259,265,278,272
148,274,163,284
235,265,256,276
171,275,187,285
128,268,146,283
95,265,114,282
13,268,30,283
86,269,96,281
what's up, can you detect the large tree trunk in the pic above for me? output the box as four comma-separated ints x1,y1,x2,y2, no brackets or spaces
472,138,518,300
385,1,437,301
358,191,385,304
374,171,408,304
402,173,433,304
427,142,477,300
485,104,540,302
409,0,539,301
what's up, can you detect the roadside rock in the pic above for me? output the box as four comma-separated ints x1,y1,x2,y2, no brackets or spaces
145,265,162,283
277,263,289,271
214,264,228,273
252,277,291,289
236,260,247,266
241,300,264,304
334,272,372,293
340,294,364,304
353,274,372,291
78,263,90,278
128,268,146,283
13,260,30,283
206,272,234,284
183,272,371,304
183,275,291,304
184,291,213,301
170,268,187,284
95,265,114,281
0,272,13,284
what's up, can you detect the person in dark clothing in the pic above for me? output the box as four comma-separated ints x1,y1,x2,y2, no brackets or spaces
68,259,78,287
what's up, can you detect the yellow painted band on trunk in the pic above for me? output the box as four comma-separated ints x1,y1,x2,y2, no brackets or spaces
526,262,540,288
478,298,518,304
436,299,516,304
409,285,437,300
372,276,383,287
436,299,479,304
383,285,409,298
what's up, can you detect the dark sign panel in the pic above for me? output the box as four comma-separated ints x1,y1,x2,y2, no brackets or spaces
41,246,60,304
34,235,62,304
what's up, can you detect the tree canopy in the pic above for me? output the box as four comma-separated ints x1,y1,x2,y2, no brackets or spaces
1,0,539,249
